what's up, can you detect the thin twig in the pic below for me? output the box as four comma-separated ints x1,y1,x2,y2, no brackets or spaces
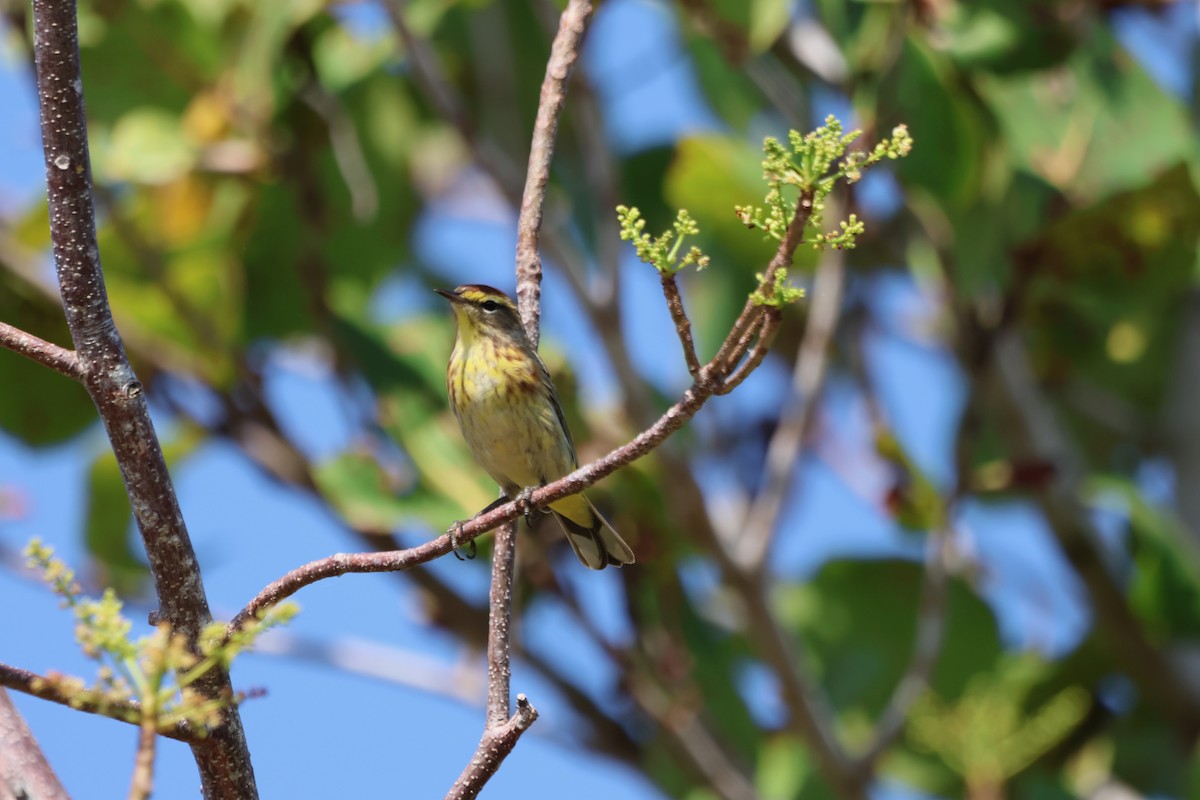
0,663,195,742
735,253,845,569
444,694,539,800
485,522,518,728
0,688,71,800
226,373,715,632
30,0,255,794
718,310,781,394
660,272,702,378
0,321,84,380
531,0,624,304
129,700,158,800
713,191,815,376
514,0,593,344
443,522,535,800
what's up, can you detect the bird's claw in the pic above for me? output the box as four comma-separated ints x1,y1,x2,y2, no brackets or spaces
514,487,538,526
449,521,477,561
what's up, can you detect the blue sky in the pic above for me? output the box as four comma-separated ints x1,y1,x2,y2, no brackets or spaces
1,1,1197,798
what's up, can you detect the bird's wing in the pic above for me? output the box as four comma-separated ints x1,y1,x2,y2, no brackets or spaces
535,353,578,468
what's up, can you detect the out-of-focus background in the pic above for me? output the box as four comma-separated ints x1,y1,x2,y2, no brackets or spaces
2,0,1200,797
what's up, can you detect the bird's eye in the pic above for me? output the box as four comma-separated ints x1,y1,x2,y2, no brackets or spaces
481,300,500,312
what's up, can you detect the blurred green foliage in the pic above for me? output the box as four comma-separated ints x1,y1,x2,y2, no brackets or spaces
3,0,1200,798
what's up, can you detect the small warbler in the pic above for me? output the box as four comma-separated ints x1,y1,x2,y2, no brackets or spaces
436,284,635,569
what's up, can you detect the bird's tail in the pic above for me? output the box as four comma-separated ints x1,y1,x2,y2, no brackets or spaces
551,496,634,570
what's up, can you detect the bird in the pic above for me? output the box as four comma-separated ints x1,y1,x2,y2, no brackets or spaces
436,284,635,569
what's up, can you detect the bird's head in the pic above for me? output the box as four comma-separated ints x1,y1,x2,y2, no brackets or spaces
435,284,527,344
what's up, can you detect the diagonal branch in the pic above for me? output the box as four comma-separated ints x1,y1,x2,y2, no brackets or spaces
0,688,70,800
0,662,196,742
30,0,255,795
0,321,84,381
444,694,539,800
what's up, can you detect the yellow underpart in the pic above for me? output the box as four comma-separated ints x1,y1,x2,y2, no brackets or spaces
448,305,591,528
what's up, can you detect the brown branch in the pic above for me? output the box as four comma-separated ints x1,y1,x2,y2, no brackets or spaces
717,310,781,394
444,694,539,800
735,253,844,568
660,272,702,378
485,522,518,728
30,1,255,795
225,376,715,629
442,521,536,799
713,191,814,375
0,688,70,800
514,0,593,345
0,321,84,380
0,663,195,742
129,700,158,800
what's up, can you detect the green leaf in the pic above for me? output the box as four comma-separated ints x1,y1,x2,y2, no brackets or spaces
941,1,1074,73
777,558,1002,723
747,0,792,53
0,285,95,446
1088,475,1200,641
880,37,989,211
756,735,812,799
975,28,1197,201
96,108,197,185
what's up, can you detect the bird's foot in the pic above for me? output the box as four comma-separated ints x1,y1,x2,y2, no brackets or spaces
448,521,477,561
514,487,539,526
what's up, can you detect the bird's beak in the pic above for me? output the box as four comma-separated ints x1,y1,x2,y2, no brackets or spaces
434,288,462,304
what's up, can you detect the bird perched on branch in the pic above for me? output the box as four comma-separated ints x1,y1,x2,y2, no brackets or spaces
437,284,635,569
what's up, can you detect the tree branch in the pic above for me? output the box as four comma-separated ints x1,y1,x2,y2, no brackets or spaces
0,663,195,742
0,688,70,800
451,2,591,793
484,522,518,728
660,272,702,378
444,694,539,800
30,0,255,795
713,192,814,375
0,321,84,381
514,0,593,345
